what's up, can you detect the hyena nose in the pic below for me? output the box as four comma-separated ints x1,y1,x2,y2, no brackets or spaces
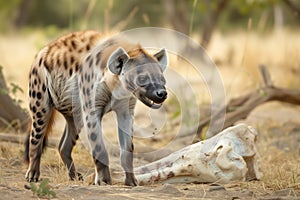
156,89,167,100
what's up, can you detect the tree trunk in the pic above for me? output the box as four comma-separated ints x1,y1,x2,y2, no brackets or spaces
13,0,34,30
164,0,189,35
0,66,29,132
273,4,284,32
201,0,229,49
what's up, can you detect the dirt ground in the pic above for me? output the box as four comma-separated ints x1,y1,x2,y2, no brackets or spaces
1,182,298,200
0,103,300,200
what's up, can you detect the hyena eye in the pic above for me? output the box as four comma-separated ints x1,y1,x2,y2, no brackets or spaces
137,75,150,87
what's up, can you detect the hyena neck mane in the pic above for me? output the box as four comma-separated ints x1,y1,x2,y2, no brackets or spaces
93,37,150,71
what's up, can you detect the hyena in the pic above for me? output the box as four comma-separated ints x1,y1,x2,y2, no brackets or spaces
24,30,168,186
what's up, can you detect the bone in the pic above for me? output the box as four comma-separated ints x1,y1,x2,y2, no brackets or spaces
134,123,263,185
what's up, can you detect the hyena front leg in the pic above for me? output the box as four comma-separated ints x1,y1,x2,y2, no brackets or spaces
82,112,111,185
114,98,138,186
78,55,111,185
26,86,53,182
91,125,112,185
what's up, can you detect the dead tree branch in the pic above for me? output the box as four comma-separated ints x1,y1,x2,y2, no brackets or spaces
190,65,300,143
0,133,171,162
0,66,29,132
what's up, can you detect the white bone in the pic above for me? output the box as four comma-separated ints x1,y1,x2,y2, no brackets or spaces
134,123,263,185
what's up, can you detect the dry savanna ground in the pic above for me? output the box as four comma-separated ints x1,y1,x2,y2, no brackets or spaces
0,29,300,199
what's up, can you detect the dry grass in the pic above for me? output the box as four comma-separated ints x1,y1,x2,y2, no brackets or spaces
0,29,299,196
210,29,300,99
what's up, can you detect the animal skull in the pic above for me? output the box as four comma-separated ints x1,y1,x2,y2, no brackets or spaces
134,123,263,185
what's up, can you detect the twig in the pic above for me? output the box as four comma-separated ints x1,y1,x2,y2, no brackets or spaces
259,64,272,86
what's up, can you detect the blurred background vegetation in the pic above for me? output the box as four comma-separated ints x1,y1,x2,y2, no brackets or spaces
0,0,299,47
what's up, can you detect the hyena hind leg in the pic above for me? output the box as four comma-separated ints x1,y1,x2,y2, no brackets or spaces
25,105,54,182
58,116,83,181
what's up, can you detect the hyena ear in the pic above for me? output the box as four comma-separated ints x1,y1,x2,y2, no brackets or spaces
153,48,168,72
108,47,130,75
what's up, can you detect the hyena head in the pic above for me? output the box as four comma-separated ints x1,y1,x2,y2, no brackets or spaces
107,47,168,109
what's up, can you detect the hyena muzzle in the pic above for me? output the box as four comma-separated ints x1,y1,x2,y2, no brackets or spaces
24,30,168,186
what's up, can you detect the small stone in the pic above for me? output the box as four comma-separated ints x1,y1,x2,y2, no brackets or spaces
208,184,226,192
241,190,254,196
24,184,31,190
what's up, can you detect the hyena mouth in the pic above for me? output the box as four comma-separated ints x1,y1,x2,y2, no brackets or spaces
137,94,163,109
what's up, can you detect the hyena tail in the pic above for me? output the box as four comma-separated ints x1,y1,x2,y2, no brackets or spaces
24,110,56,164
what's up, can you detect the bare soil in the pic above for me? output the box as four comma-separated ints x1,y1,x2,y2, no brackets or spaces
0,104,300,200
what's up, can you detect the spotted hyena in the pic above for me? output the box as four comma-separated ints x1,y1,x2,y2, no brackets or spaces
24,30,168,186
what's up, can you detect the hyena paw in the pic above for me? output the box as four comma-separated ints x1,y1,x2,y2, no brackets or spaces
94,172,112,185
125,172,138,186
94,176,112,185
77,172,84,181
25,167,40,182
69,171,84,181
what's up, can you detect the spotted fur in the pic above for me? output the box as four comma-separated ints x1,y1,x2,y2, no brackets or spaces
25,30,168,186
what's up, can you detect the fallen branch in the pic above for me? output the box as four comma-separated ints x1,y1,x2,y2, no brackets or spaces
0,66,29,132
190,65,300,142
0,132,171,162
